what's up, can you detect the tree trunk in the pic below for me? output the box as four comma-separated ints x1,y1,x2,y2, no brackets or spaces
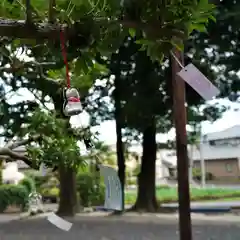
116,118,125,211
52,92,79,217
57,164,79,216
114,76,126,212
132,120,158,212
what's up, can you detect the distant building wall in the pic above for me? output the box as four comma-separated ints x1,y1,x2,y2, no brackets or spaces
193,158,240,181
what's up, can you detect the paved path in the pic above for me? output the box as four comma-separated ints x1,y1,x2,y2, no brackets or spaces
162,201,240,209
0,214,240,240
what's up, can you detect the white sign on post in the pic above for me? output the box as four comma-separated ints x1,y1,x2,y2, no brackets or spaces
99,165,123,211
177,63,220,101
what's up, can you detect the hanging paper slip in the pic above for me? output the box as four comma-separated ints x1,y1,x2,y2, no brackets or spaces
177,63,220,101
99,165,123,211
47,212,72,231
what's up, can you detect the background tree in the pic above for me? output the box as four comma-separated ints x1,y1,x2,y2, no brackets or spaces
0,38,108,216
26,109,87,216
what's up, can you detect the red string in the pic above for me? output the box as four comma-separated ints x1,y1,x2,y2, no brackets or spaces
60,29,70,89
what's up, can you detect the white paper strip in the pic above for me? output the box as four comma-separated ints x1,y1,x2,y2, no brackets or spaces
99,165,123,211
47,213,72,231
177,63,220,100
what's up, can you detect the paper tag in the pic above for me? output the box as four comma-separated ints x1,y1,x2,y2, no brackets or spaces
47,212,72,231
99,165,122,211
177,63,220,100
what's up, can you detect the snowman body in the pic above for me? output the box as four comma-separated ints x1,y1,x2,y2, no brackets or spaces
63,88,83,116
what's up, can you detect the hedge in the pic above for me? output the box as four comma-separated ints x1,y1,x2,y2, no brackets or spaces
0,184,29,212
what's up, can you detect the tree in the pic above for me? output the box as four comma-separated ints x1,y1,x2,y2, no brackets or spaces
26,109,87,216
0,39,107,216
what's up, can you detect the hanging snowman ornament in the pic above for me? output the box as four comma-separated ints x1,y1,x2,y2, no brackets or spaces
63,87,83,116
60,29,83,117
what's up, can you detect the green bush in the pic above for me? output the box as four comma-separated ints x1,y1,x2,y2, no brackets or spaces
77,172,105,207
41,187,59,196
157,185,171,190
0,184,29,212
126,178,136,185
24,171,50,191
35,176,48,190
192,168,215,181
19,177,36,195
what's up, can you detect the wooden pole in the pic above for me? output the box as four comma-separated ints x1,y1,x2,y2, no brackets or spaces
171,49,192,240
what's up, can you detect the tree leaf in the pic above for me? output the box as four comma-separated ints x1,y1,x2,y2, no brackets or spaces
129,28,136,38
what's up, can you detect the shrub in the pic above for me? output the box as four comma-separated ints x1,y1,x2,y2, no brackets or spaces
40,187,59,203
157,185,171,190
0,185,29,212
126,178,136,185
19,177,36,195
192,168,215,181
76,172,105,207
24,171,50,191
41,187,59,196
34,176,49,190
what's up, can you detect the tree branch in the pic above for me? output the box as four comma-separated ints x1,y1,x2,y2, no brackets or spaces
0,60,57,73
0,19,71,40
0,135,41,169
8,135,40,150
0,147,28,161
0,18,185,41
48,0,56,23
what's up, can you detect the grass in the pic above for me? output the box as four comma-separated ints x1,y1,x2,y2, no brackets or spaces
125,187,240,204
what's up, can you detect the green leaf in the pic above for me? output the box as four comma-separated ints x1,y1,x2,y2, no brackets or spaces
194,24,207,33
170,39,184,51
129,28,136,38
75,57,89,75
135,39,151,45
208,15,216,23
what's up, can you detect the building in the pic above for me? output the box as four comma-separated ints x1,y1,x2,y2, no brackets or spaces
192,125,240,182
120,145,177,186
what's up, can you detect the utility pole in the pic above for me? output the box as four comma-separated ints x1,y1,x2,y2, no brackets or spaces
189,144,194,184
199,124,206,188
171,49,192,240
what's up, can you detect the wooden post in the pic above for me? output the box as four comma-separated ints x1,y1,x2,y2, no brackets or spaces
171,49,192,240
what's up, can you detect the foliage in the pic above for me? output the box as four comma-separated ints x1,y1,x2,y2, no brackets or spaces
186,0,240,101
26,109,87,170
84,140,116,166
24,171,49,191
76,171,105,207
19,177,36,195
192,168,215,181
125,187,240,204
41,187,59,200
0,0,216,62
133,163,141,177
0,184,28,213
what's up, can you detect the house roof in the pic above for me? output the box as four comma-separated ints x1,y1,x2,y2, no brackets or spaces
203,125,240,141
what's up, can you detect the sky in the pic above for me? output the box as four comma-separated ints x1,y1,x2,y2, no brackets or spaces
3,87,240,148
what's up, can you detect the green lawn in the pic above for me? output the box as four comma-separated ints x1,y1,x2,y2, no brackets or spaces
125,187,240,204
